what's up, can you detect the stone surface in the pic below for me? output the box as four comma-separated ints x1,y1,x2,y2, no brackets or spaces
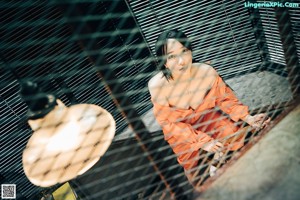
226,71,293,110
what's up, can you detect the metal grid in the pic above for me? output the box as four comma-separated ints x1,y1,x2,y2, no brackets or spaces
0,0,299,199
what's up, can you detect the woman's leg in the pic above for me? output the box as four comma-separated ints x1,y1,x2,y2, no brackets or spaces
198,109,246,151
185,110,247,189
196,110,248,177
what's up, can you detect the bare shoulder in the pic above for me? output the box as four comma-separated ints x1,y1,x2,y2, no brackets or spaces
193,63,218,79
148,72,168,105
148,72,165,90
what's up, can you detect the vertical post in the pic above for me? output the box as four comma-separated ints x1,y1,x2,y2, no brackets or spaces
246,5,270,71
274,7,300,98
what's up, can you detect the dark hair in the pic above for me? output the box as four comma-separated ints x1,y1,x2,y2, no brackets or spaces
155,29,193,81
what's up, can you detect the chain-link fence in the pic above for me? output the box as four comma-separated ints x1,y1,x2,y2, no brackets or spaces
1,0,299,199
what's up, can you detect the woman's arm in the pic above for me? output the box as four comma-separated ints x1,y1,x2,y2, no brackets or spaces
211,68,270,129
214,74,250,122
152,102,223,169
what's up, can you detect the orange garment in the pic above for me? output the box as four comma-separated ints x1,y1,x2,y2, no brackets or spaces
152,75,249,170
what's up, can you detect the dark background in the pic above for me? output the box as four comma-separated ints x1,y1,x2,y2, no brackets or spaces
0,0,299,199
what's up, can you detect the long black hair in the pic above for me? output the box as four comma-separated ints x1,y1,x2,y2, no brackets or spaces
155,29,193,81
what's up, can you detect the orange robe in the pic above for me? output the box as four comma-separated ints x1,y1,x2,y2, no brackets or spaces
152,76,249,170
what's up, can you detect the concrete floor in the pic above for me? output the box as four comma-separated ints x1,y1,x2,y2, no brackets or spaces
195,103,300,200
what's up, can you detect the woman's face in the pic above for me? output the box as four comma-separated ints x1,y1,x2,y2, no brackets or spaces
164,38,193,77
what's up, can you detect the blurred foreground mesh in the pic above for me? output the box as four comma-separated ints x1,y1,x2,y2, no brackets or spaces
0,0,299,199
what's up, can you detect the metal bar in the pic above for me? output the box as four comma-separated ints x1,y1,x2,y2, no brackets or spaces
274,7,300,98
55,2,182,198
246,4,271,70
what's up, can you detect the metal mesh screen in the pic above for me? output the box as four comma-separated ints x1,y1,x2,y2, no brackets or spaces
0,1,299,199
129,0,262,78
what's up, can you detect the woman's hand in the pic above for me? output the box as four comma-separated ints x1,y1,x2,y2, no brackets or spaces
244,113,271,131
202,140,224,153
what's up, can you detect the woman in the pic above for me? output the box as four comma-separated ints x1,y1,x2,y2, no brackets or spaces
148,29,270,186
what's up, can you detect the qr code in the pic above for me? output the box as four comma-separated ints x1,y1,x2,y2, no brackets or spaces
1,184,16,199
